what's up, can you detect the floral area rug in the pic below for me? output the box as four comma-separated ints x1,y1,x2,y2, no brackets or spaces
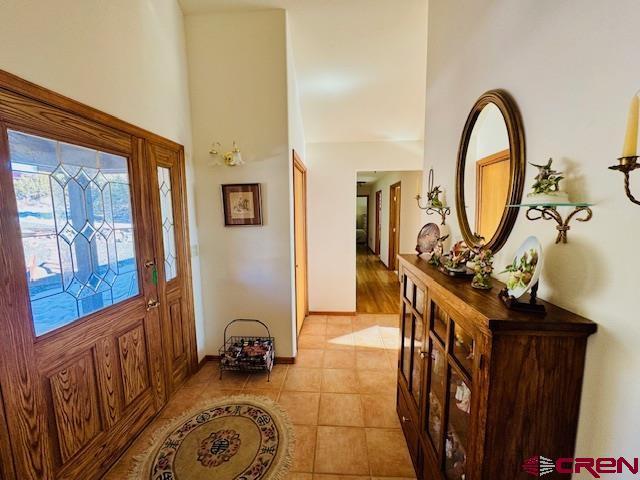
130,395,294,480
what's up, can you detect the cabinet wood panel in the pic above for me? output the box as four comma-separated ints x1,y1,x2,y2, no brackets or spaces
170,301,185,360
117,325,149,406
49,353,102,462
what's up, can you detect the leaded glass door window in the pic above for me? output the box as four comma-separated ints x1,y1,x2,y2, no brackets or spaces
8,130,139,336
157,166,177,281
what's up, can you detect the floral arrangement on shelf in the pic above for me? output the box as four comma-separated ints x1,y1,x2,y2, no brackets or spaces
531,158,564,194
471,247,494,290
429,234,449,267
501,248,538,291
527,158,569,203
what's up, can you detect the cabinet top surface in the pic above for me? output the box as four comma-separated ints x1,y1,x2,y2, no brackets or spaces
399,254,597,335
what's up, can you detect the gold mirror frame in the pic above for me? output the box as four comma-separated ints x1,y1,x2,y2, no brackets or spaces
455,89,525,253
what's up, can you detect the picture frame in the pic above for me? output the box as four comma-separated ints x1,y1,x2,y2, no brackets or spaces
221,183,263,226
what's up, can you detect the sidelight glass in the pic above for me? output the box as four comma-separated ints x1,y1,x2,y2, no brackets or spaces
157,166,177,281
8,130,139,336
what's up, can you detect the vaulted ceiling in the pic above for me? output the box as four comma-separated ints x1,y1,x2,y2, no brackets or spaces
179,0,427,144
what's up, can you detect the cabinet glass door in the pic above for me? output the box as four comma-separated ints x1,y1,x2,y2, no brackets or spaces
445,367,471,479
425,340,446,455
401,303,413,386
411,311,425,403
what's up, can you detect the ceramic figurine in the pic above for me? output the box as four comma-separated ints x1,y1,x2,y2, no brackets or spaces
471,247,494,290
429,234,449,267
427,184,444,208
444,241,471,272
526,158,569,204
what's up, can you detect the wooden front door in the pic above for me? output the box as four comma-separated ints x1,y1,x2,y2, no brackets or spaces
388,182,401,270
293,151,308,336
375,190,382,255
148,142,197,393
0,72,194,479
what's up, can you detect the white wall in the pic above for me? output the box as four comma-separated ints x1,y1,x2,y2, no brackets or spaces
367,171,423,268
0,0,206,358
306,141,423,312
185,10,295,357
425,0,640,468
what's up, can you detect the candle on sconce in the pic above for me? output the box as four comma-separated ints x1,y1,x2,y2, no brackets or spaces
622,93,639,157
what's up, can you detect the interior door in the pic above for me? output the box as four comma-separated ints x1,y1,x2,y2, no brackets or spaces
293,151,308,336
375,190,382,255
475,149,510,240
0,83,166,479
148,142,197,393
388,182,401,270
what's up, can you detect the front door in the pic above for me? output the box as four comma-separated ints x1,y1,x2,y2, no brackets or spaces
0,75,193,479
148,142,197,393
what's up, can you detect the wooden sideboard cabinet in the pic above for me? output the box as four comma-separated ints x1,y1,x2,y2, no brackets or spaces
395,254,596,480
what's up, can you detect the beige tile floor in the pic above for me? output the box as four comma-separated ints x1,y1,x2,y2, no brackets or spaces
104,314,415,480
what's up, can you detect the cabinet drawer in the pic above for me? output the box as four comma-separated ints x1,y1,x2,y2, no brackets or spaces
397,386,420,465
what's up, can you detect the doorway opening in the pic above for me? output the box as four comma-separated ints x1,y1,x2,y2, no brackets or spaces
293,151,308,336
354,170,423,314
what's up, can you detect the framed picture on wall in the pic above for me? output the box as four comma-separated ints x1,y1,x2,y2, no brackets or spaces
221,183,263,226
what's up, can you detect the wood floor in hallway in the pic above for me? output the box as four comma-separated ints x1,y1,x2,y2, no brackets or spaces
356,244,400,314
104,314,415,479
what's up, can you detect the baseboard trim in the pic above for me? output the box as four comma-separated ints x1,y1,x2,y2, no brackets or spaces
204,354,295,365
308,311,356,316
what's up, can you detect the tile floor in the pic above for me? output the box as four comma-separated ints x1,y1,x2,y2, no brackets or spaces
104,314,415,480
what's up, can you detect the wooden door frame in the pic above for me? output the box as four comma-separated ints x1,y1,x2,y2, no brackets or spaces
388,182,401,270
356,194,369,245
0,69,197,480
375,190,382,255
292,150,308,335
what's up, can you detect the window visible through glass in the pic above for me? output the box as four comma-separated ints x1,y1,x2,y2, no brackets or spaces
8,130,139,336
157,166,177,281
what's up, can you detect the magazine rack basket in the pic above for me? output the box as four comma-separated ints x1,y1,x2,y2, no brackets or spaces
218,319,275,380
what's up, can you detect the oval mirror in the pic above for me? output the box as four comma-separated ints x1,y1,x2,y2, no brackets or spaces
455,89,525,253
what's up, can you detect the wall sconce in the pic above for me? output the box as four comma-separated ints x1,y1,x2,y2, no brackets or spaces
609,91,640,204
209,141,244,167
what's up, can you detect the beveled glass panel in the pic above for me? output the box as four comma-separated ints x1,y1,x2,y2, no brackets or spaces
452,320,475,374
431,301,448,343
411,313,424,403
157,166,177,281
415,285,425,315
445,368,471,480
426,341,446,454
8,130,139,336
401,304,412,385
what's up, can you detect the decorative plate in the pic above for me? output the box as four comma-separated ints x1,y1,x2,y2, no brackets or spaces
504,236,543,299
416,223,441,254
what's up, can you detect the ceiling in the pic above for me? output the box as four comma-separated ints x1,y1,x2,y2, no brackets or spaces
179,0,428,144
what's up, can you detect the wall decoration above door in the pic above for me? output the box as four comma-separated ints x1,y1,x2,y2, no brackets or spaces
222,183,263,226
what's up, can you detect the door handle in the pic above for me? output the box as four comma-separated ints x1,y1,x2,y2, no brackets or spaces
419,349,427,359
401,415,411,423
144,260,156,268
146,299,161,311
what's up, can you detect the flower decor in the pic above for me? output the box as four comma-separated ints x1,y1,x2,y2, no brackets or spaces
501,248,539,291
471,247,494,290
429,234,449,267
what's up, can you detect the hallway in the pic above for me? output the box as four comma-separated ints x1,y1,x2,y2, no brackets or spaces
105,314,414,479
356,245,401,314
